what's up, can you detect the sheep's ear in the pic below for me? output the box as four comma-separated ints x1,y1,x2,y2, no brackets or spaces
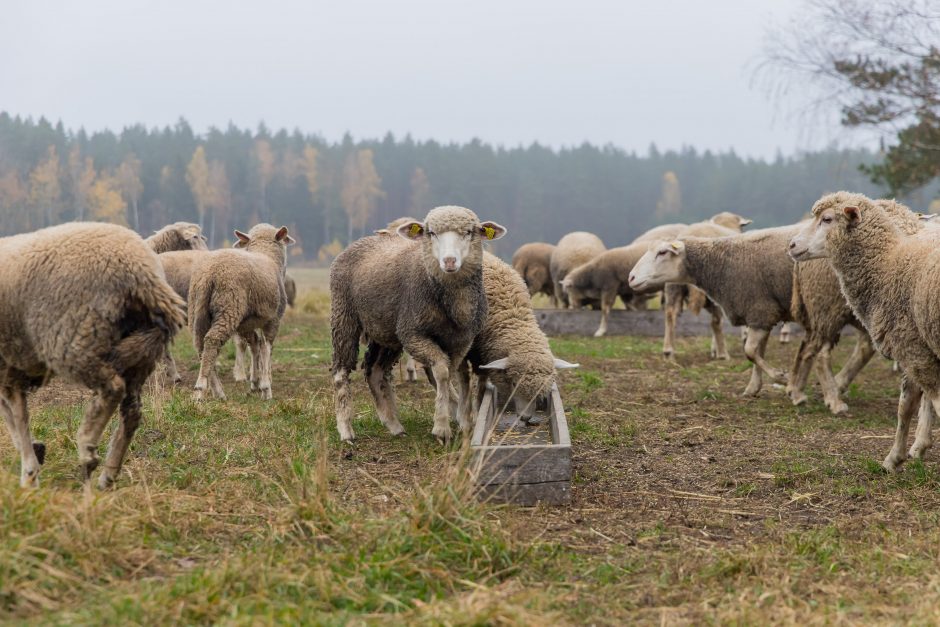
843,206,861,224
276,226,296,245
666,240,685,255
739,217,753,227
397,221,425,240
479,358,509,370
234,230,251,248
479,221,507,240
553,358,579,369
374,228,390,235
919,213,938,222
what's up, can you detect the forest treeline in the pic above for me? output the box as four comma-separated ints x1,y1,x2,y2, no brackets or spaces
1,112,936,261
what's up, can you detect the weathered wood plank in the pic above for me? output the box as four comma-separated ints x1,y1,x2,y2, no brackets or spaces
477,480,571,506
534,308,739,337
473,445,571,485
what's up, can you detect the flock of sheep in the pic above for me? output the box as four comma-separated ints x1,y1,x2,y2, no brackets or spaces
0,190,936,489
0,220,295,488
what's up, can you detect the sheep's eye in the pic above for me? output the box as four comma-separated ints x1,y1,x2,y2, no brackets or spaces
656,250,667,257
427,230,436,237
822,216,832,224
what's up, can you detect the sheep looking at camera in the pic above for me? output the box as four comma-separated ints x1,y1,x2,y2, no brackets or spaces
330,206,505,443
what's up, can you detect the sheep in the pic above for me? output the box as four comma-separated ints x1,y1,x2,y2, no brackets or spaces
559,243,653,337
463,252,578,423
550,231,606,308
788,192,940,471
189,224,294,401
631,223,687,245
145,221,208,254
511,242,557,306
285,274,297,308
142,224,208,383
0,222,185,489
330,206,506,443
629,225,799,397
660,213,751,360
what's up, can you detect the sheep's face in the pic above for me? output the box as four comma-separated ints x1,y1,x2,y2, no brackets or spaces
397,207,505,275
790,193,869,261
183,226,209,250
480,356,578,420
711,212,752,232
629,241,686,291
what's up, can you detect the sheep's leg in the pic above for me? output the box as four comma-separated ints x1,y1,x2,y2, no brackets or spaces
0,394,21,452
455,360,473,434
98,387,144,490
778,322,792,344
815,343,848,415
834,331,875,394
742,327,778,397
787,338,818,406
403,354,418,382
194,320,235,401
884,376,921,472
332,367,355,441
594,291,616,337
910,396,935,460
6,387,41,488
233,334,249,382
706,300,729,360
164,352,182,385
76,370,126,482
662,286,680,360
245,331,263,392
364,344,404,436
406,340,453,443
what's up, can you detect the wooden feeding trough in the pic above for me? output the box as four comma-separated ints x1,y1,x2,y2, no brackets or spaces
470,382,572,506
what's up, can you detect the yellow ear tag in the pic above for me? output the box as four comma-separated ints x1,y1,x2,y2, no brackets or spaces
484,226,496,240
410,224,422,237
669,241,681,250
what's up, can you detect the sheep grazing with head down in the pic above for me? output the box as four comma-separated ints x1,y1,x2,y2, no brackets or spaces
630,225,799,397
788,191,940,471
511,242,557,306
188,224,294,401
550,231,606,308
463,252,578,424
145,221,208,254
330,206,506,443
0,222,185,489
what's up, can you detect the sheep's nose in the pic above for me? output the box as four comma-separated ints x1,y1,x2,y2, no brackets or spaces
443,256,458,271
629,273,635,284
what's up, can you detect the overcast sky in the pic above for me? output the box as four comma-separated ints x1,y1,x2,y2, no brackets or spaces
2,0,849,158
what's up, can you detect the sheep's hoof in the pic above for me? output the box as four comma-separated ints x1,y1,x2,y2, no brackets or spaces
882,452,907,473
259,388,272,401
662,351,675,361
826,400,849,415
715,352,730,361
593,329,606,338
790,392,808,407
193,388,207,401
32,442,46,466
909,441,932,460
432,425,453,445
386,421,405,437
742,386,761,398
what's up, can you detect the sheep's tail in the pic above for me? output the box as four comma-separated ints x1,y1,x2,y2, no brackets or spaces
188,273,215,354
111,271,187,374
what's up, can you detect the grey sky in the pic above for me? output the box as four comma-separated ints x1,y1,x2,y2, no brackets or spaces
2,0,838,157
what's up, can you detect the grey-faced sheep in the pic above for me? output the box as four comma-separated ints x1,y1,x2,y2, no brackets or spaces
464,252,578,424
512,242,558,306
660,213,751,360
330,206,505,443
559,243,653,337
550,231,606,308
788,192,940,471
145,221,208,254
189,224,294,401
0,222,185,489
630,225,799,397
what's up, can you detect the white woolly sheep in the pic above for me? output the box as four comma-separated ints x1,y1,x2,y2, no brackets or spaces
512,242,558,306
550,231,606,308
789,192,940,471
0,222,185,489
189,224,294,401
145,221,208,254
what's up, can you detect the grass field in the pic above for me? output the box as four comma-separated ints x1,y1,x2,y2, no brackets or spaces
4,288,940,625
